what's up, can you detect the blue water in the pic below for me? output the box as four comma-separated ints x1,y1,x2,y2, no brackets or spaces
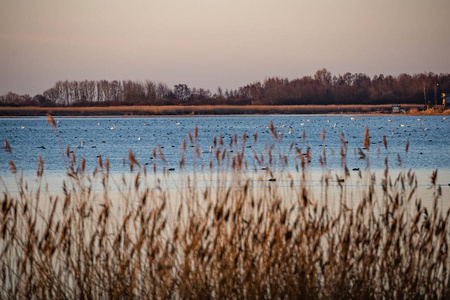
1,115,449,178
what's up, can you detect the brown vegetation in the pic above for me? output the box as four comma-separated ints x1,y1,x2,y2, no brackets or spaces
0,116,449,299
0,104,429,116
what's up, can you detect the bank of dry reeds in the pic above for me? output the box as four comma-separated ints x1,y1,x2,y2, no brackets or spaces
0,117,449,299
0,104,429,116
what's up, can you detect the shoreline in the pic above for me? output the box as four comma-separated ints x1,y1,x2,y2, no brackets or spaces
2,104,446,117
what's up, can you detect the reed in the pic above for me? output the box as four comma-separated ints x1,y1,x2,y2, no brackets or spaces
0,116,448,299
0,104,434,116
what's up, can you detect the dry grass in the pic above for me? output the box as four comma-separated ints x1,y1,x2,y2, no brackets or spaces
0,115,449,299
408,107,450,115
0,104,428,116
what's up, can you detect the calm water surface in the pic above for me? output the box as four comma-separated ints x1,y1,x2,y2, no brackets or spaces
1,115,449,184
1,115,449,208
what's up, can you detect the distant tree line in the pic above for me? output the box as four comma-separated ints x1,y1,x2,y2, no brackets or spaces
1,69,449,107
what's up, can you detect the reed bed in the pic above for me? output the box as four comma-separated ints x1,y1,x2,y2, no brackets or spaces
0,104,428,116
0,116,449,299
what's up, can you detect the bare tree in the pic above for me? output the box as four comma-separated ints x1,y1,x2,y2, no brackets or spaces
145,80,157,102
173,84,191,101
156,82,172,100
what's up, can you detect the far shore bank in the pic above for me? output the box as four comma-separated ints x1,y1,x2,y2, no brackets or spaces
1,104,448,117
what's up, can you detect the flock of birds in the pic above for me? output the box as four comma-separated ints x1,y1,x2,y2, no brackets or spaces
4,116,447,179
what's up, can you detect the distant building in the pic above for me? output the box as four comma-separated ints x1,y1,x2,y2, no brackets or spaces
392,104,401,113
442,93,450,110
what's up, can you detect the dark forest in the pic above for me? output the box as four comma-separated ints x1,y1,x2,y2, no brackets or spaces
1,69,448,107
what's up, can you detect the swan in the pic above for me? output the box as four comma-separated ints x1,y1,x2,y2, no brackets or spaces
201,146,213,153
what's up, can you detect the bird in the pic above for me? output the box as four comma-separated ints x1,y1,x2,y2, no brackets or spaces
201,146,213,153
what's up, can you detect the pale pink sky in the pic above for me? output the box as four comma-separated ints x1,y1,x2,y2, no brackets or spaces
1,0,449,96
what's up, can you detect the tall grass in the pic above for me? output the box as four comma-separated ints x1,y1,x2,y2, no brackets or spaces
0,104,432,116
0,117,449,299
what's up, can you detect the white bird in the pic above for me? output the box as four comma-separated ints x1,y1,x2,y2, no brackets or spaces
110,124,116,130
201,146,213,153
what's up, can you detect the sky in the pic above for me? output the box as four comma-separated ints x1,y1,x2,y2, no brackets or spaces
1,0,449,96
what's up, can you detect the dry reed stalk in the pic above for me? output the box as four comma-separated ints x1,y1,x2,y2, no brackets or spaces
364,125,370,151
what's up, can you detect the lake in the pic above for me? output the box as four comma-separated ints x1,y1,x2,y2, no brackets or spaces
1,114,449,199
1,114,449,172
